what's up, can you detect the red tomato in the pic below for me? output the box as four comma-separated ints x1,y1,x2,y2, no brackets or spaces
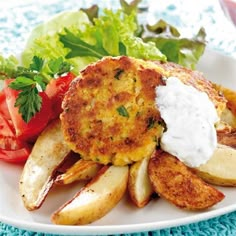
4,79,52,141
0,146,31,163
0,91,11,120
45,72,76,118
0,114,31,163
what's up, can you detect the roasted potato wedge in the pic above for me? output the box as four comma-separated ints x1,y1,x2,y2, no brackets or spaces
217,129,236,148
19,119,71,211
55,159,103,185
214,84,236,116
220,107,236,129
216,120,232,133
51,165,129,225
214,84,236,128
148,150,224,210
194,144,236,186
128,157,154,208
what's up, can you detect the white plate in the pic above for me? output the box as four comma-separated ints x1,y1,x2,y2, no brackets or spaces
0,49,236,235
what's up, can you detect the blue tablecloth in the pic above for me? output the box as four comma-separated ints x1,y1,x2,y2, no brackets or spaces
1,0,236,235
1,211,236,235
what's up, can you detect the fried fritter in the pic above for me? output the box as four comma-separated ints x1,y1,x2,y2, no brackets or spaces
153,61,226,116
61,56,226,165
148,149,225,210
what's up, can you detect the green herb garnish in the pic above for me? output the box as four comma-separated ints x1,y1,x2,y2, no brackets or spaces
48,57,71,76
8,56,72,123
117,105,129,118
114,69,124,80
147,117,156,130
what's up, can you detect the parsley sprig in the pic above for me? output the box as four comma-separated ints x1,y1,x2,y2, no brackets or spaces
117,105,129,118
8,56,71,123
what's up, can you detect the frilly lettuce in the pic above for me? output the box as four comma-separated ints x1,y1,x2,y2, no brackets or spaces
143,20,206,69
0,54,18,80
21,11,95,72
59,9,166,61
21,1,206,74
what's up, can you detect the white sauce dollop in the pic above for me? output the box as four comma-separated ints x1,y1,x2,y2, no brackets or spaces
155,77,219,168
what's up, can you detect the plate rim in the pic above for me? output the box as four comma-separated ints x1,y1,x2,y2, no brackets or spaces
1,203,236,235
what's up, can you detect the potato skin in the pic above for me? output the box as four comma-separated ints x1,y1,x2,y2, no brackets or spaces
214,84,236,117
51,165,129,225
148,150,225,210
19,119,71,211
194,144,236,186
217,129,236,149
55,159,103,185
128,157,154,208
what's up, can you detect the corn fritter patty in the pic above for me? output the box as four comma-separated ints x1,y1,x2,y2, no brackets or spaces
60,56,226,165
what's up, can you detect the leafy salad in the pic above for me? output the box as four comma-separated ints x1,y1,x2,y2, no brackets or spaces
0,0,206,163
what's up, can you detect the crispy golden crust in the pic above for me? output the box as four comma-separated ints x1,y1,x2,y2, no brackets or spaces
61,56,164,165
148,150,225,210
153,61,226,115
217,129,236,148
61,56,226,165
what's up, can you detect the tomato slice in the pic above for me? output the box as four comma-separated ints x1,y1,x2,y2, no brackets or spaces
0,146,31,163
45,72,76,119
0,91,11,120
4,79,52,141
0,112,14,136
0,113,31,163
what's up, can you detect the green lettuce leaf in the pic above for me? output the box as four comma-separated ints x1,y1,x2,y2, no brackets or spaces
60,28,111,58
21,10,95,72
59,9,166,61
21,2,206,74
142,20,206,69
0,54,18,80
80,5,99,24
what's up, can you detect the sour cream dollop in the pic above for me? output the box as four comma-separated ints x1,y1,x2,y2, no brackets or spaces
155,77,219,168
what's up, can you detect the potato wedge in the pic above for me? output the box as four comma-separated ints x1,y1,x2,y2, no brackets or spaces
214,84,236,128
214,84,236,116
128,157,154,208
194,144,236,186
217,129,236,149
55,159,103,185
51,165,129,225
220,107,236,129
148,150,224,210
216,120,232,133
19,119,71,211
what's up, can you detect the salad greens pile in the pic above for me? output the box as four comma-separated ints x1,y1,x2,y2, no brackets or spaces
0,0,206,122
20,0,206,72
0,55,18,80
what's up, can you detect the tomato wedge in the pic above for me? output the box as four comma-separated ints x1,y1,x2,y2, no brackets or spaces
0,112,15,137
0,146,31,163
4,79,52,141
45,72,76,118
0,113,31,163
0,91,11,120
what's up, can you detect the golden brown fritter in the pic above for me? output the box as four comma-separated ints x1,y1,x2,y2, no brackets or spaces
153,61,226,116
148,149,225,210
60,56,226,166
